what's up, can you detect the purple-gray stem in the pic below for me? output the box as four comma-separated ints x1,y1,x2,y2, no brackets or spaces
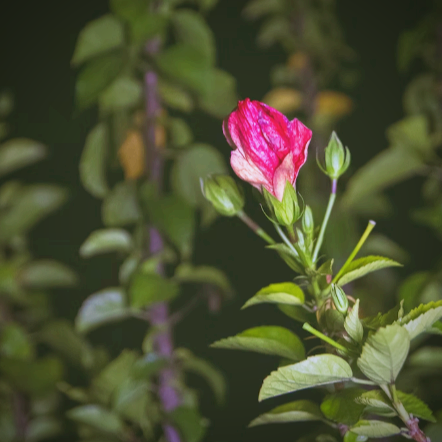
144,41,181,442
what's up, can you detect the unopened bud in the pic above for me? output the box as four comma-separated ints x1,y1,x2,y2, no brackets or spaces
318,131,351,180
331,284,349,314
302,206,314,237
263,181,301,226
201,174,244,217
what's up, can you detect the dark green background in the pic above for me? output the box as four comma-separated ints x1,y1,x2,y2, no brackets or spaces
0,1,438,441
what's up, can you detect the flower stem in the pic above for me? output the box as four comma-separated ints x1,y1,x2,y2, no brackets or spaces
332,220,376,284
274,223,299,256
302,323,346,352
312,179,337,263
237,211,275,245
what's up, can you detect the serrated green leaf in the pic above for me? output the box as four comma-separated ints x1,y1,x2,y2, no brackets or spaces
399,301,442,340
19,260,78,288
80,228,133,257
321,388,366,426
0,138,46,177
169,406,206,442
102,181,141,227
351,420,401,438
130,272,179,309
76,53,124,110
71,15,124,65
211,326,305,361
357,324,410,384
336,256,402,286
80,123,109,198
259,355,353,401
355,390,394,416
345,299,363,343
397,391,436,422
76,288,130,334
363,303,402,330
0,184,67,241
67,405,124,434
174,263,232,296
249,400,322,427
99,76,142,111
173,10,215,64
171,144,227,207
242,282,304,309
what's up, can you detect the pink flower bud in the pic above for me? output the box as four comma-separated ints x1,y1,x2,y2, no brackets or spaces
223,98,312,201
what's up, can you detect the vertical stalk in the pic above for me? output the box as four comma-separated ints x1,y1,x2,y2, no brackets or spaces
144,39,181,442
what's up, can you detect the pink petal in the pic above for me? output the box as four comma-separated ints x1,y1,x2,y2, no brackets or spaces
272,152,295,201
288,118,312,174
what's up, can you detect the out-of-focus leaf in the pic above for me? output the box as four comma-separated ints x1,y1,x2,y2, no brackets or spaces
102,181,141,227
211,326,305,361
159,79,194,112
80,122,109,198
351,421,401,438
243,0,284,19
171,144,227,207
173,10,215,64
80,228,133,257
71,15,124,65
169,406,207,442
168,118,193,148
344,299,363,343
148,194,195,258
397,28,425,72
199,69,237,118
398,272,431,312
19,260,77,288
321,388,365,426
242,282,304,309
363,234,408,263
130,12,168,45
130,272,179,309
131,353,168,380
0,356,63,395
0,138,46,177
67,405,124,434
409,346,442,369
357,324,410,384
113,377,151,423
259,355,353,401
176,348,226,405
0,323,34,360
343,148,424,208
156,44,211,95
249,400,322,427
0,410,15,442
76,53,124,109
336,256,402,287
99,76,142,111
174,263,232,295
0,90,13,118
26,416,62,442
0,184,67,241
257,17,290,48
76,288,130,334
403,74,439,118
387,116,432,155
110,0,146,20
400,301,442,340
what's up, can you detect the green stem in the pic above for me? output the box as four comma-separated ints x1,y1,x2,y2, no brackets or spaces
332,220,376,284
302,323,346,352
274,224,299,256
312,179,337,263
237,211,275,245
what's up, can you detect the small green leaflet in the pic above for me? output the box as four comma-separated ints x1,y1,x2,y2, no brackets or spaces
344,299,363,343
67,404,124,434
336,256,402,286
0,138,46,177
398,301,442,340
80,229,133,258
248,400,323,427
350,420,401,438
357,324,409,384
242,282,304,309
259,354,353,401
211,326,305,361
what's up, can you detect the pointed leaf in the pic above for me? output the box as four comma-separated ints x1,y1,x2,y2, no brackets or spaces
99,76,142,111
80,123,109,198
350,420,401,438
0,138,46,177
259,355,353,401
345,299,363,343
71,15,124,65
355,390,394,415
19,260,78,289
242,282,304,309
249,400,322,427
80,229,133,258
76,288,130,333
399,301,442,340
397,391,436,422
211,326,305,361
337,256,402,286
321,388,366,426
357,324,410,384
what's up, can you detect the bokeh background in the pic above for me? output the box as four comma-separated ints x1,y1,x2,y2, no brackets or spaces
0,1,441,441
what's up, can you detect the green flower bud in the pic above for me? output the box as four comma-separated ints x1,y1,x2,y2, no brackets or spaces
263,181,301,226
318,131,351,180
201,174,244,217
331,284,349,314
302,205,314,237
